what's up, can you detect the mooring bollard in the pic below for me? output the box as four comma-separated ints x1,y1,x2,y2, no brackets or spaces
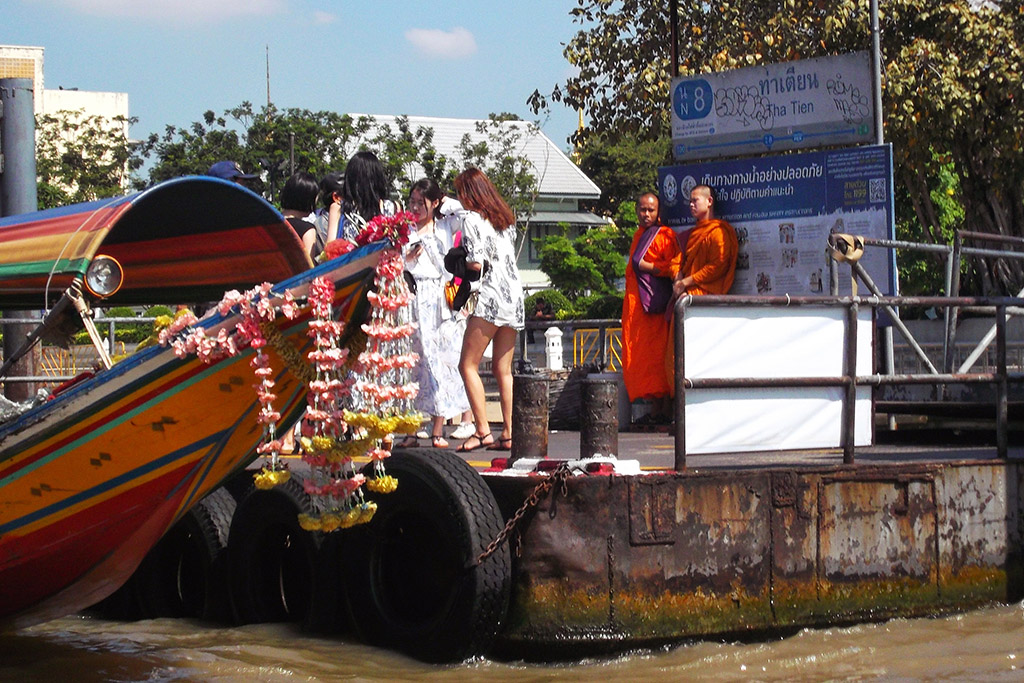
580,375,618,459
511,373,548,463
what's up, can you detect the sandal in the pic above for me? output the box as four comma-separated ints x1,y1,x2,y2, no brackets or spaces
486,437,512,451
432,435,449,449
456,432,494,452
397,435,419,448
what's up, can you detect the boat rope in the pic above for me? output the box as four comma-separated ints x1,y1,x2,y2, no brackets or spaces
473,462,573,567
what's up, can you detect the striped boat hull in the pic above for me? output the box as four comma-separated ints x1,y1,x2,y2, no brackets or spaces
0,242,384,629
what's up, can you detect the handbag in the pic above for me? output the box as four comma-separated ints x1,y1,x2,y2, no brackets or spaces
444,279,458,309
631,224,673,314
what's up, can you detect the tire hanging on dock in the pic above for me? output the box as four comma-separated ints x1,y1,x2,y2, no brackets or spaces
225,476,321,625
88,487,236,621
341,448,511,663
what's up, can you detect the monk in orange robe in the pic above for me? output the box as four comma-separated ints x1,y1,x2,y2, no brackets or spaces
666,185,739,395
621,193,681,420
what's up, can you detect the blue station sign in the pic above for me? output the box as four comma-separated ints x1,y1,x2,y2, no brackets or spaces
659,144,896,296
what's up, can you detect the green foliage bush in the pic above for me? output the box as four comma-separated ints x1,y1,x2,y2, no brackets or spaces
524,289,573,318
71,305,174,346
579,293,624,320
535,231,606,299
104,306,149,344
144,305,175,319
535,222,629,304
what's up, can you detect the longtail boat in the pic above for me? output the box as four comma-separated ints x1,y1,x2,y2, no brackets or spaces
0,177,383,629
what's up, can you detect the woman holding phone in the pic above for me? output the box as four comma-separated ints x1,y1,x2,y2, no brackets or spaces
399,178,470,448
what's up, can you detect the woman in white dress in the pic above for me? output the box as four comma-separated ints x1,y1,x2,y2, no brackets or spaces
453,168,525,453
399,179,471,448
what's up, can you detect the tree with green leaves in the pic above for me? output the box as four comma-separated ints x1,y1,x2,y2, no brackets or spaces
35,109,142,210
140,106,540,232
361,115,455,191
532,0,1024,295
140,103,374,199
535,220,629,301
451,113,540,227
575,131,673,216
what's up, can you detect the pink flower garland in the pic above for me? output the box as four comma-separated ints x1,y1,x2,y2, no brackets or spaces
348,212,424,491
159,283,300,488
158,213,423,529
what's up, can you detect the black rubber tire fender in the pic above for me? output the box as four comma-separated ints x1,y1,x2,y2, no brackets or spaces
226,476,321,625
343,448,511,663
87,487,235,621
132,486,236,620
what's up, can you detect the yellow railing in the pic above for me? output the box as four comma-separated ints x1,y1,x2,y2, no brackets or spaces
40,347,80,378
573,327,622,371
39,343,126,379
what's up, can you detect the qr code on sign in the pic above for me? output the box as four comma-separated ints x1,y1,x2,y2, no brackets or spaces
869,178,885,203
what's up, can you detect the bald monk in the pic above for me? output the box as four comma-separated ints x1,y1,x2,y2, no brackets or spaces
674,185,739,297
666,185,738,396
621,192,681,423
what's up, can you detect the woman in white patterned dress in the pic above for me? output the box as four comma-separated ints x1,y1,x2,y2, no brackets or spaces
399,179,470,448
453,168,525,453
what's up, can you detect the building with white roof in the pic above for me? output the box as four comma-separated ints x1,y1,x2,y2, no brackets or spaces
358,115,609,289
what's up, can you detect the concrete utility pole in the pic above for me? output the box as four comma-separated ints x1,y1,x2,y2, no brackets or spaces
0,78,40,401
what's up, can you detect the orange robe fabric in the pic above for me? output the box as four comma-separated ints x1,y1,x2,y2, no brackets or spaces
680,218,739,295
621,224,681,401
666,217,739,395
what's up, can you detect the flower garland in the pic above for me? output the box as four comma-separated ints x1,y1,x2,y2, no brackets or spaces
295,211,421,530
159,211,421,533
296,275,377,531
158,284,299,490
352,212,421,495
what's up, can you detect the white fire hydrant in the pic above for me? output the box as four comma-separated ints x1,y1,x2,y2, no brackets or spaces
544,326,563,371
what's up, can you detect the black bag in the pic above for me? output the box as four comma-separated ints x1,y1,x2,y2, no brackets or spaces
443,246,487,312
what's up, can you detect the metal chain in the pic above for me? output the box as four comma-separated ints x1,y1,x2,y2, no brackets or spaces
474,462,573,566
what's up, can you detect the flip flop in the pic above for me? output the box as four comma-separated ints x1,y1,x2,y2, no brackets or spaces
486,437,512,451
432,435,450,449
456,433,494,452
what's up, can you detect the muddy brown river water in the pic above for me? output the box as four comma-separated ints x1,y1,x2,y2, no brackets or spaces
2,602,1023,681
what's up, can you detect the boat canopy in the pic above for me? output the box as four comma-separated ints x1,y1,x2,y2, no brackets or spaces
0,177,313,309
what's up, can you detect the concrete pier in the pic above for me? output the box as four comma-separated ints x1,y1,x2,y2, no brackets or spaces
475,434,1023,657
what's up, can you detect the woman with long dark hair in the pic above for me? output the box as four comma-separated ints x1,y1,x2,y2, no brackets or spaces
453,168,524,452
326,151,399,244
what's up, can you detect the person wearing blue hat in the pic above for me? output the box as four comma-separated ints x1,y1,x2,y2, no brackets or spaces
207,160,257,183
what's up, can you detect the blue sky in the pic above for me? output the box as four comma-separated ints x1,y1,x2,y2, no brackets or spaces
5,0,584,155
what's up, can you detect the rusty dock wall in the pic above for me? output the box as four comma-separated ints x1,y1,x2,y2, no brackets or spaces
487,459,1022,656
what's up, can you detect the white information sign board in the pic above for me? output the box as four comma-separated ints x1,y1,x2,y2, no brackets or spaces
682,306,874,454
671,52,875,160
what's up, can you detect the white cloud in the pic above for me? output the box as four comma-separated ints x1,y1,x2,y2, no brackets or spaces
47,0,287,22
312,10,336,25
404,27,477,59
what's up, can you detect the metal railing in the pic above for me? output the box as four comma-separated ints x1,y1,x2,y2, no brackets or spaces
672,292,1023,471
837,231,1024,374
1,315,151,385
518,319,622,372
